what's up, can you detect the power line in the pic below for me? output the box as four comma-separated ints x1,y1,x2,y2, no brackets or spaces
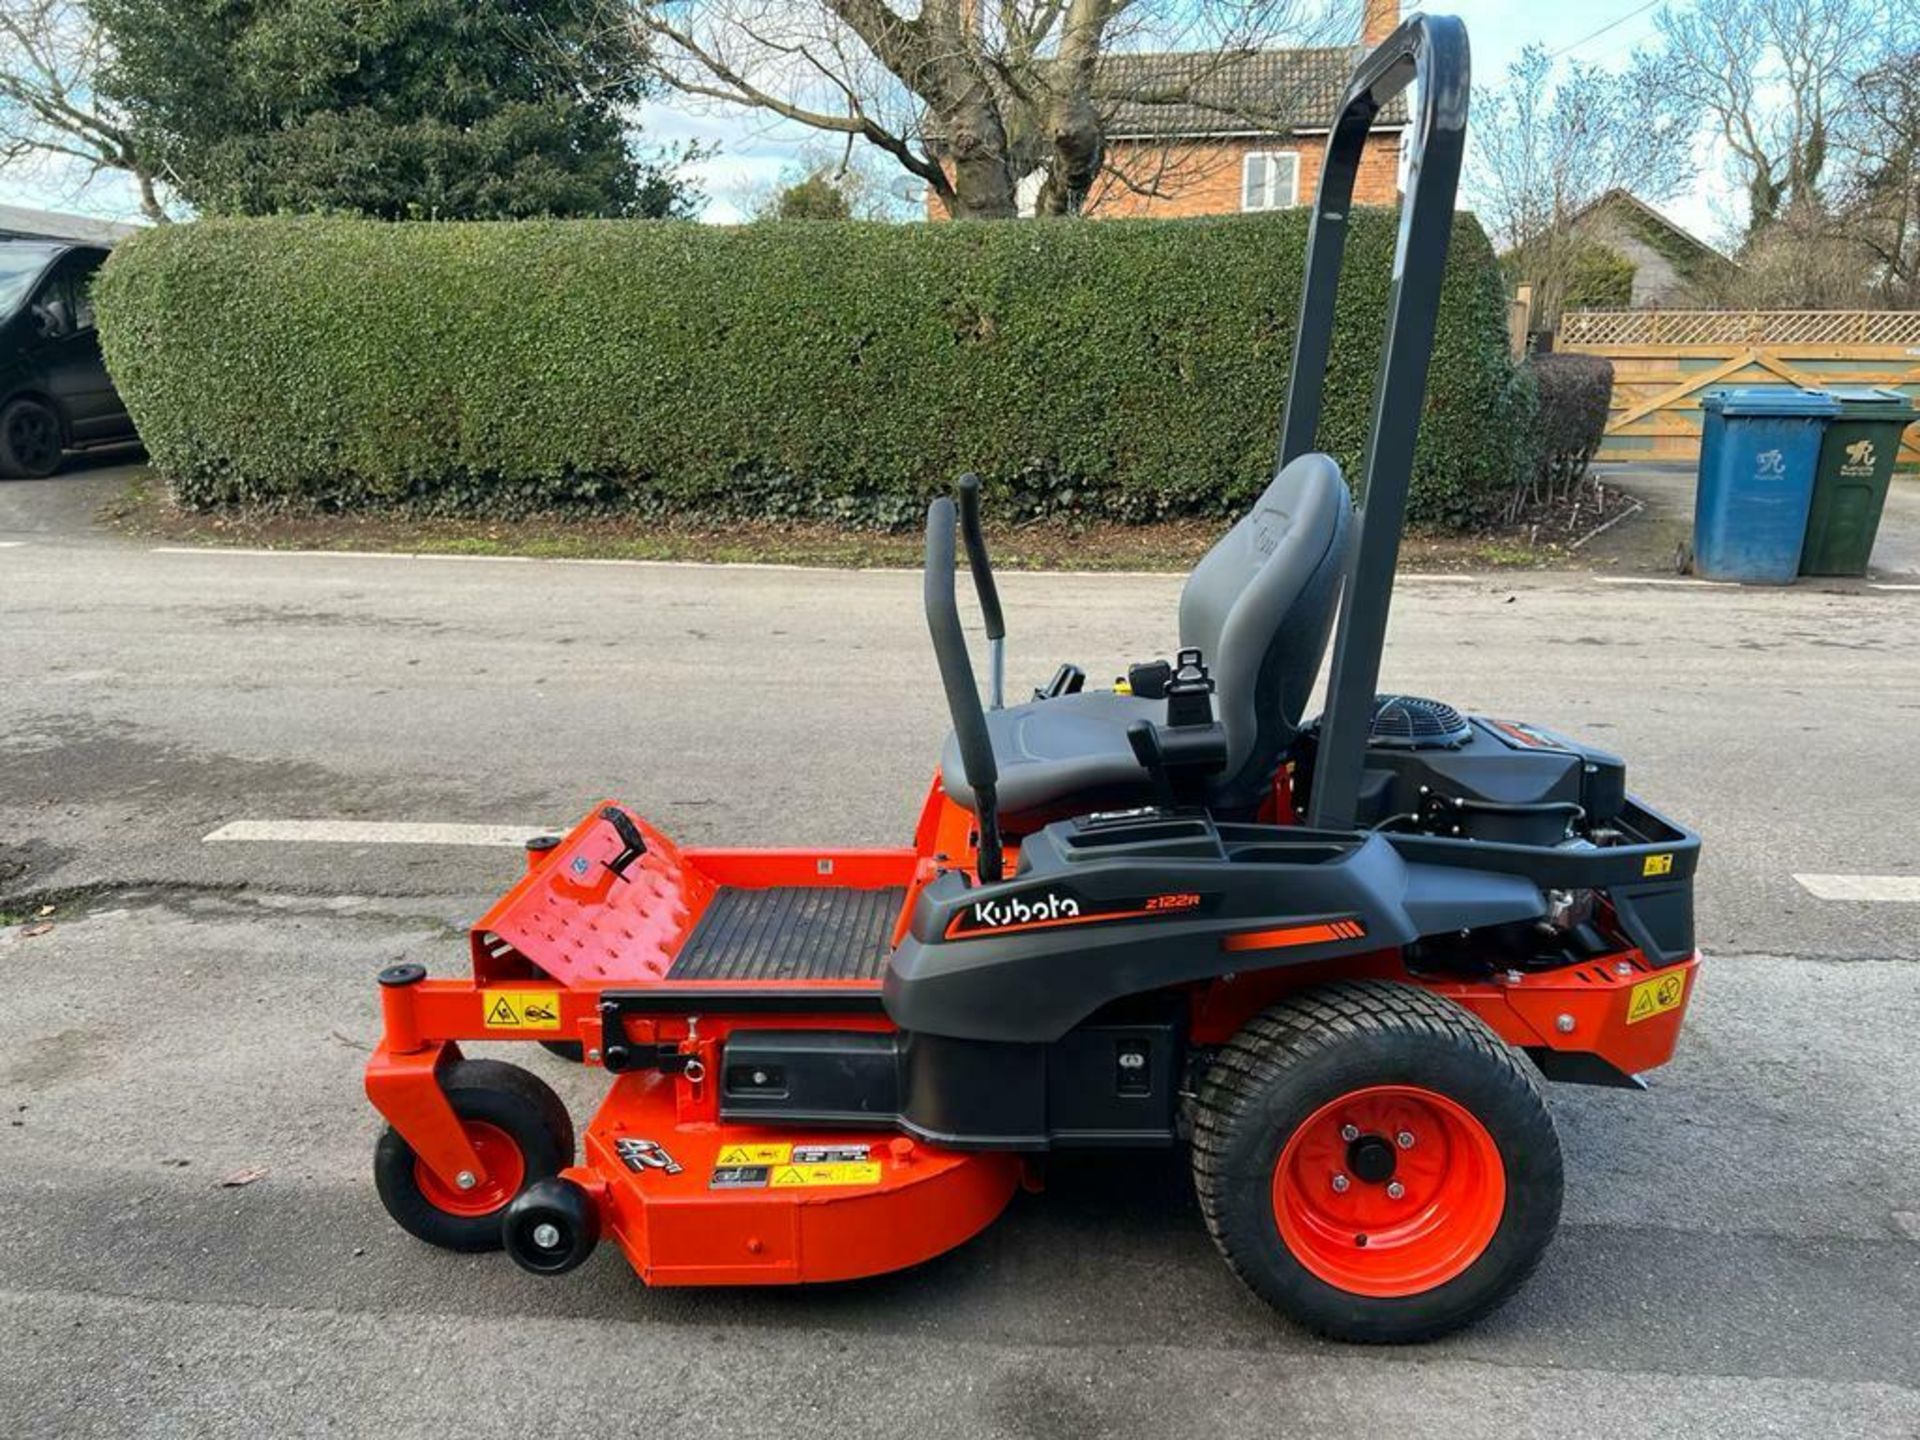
1548,0,1664,59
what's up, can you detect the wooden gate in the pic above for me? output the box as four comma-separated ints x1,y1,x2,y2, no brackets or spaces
1558,310,1920,465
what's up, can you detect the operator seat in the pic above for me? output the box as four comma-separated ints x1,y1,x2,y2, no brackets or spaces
942,452,1354,823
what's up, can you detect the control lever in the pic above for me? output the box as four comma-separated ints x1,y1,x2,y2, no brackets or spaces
598,805,648,878
956,474,1006,710
1126,721,1176,810
1126,659,1172,699
1035,663,1086,701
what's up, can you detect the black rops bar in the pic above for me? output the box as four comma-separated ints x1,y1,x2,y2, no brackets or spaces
1289,13,1471,831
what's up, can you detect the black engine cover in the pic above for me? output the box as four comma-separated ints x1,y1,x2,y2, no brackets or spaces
1354,714,1626,845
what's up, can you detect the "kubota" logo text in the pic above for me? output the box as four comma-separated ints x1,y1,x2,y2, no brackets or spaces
970,892,1081,929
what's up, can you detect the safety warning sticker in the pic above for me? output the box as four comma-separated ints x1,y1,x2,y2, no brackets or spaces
791,1144,870,1164
770,1162,883,1188
715,1143,792,1166
1641,853,1675,877
1626,973,1686,1025
481,989,560,1030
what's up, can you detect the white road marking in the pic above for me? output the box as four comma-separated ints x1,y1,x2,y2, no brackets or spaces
0,540,26,548
1869,583,1920,592
1592,575,1739,588
1793,873,1920,902
204,819,555,848
152,546,533,563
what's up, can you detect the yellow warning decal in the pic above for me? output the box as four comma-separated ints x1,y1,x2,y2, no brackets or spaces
716,1143,791,1166
481,989,561,1030
1642,853,1675,877
769,1162,883,1188
1626,973,1686,1025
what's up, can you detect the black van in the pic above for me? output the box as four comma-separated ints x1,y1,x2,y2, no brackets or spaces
0,240,138,478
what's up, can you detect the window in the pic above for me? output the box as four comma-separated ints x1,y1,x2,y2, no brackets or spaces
1241,152,1300,212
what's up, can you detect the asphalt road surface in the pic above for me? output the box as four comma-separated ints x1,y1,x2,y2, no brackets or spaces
3,469,1918,1438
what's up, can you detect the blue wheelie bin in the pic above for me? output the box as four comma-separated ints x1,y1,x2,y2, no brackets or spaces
1692,387,1840,583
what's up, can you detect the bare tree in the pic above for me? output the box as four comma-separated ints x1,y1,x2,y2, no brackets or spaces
1467,44,1695,326
1829,46,1920,307
1653,0,1889,239
0,0,167,221
624,0,1355,220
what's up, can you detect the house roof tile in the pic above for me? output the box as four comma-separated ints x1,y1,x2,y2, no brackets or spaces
1098,45,1408,138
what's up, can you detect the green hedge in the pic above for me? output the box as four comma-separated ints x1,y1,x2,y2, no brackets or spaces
96,211,1531,528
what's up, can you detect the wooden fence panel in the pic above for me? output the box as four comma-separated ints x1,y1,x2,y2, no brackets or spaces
1558,310,1920,465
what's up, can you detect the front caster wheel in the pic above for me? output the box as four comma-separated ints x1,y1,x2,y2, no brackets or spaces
1192,981,1562,1343
373,1058,574,1252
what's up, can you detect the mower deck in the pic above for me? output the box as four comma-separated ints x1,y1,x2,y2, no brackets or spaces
572,1073,1020,1286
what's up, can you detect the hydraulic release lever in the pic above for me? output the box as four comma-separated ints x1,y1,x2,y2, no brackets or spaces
598,805,649,878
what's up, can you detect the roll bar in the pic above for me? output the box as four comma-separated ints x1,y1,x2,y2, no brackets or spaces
1289,13,1471,831
955,473,1006,708
924,496,1004,881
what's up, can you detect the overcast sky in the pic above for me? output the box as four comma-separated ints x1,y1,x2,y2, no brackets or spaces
3,0,1734,244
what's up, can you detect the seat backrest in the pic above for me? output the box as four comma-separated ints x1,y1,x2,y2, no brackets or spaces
1178,452,1353,811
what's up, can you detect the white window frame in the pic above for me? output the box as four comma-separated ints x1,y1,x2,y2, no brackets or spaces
1241,150,1301,212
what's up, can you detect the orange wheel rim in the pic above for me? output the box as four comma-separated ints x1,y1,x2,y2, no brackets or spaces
414,1121,526,1217
1272,1084,1505,1298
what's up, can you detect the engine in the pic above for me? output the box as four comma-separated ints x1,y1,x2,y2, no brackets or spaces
1311,695,1628,849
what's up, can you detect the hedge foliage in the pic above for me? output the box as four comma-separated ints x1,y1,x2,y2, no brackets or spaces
1527,353,1613,480
97,211,1532,528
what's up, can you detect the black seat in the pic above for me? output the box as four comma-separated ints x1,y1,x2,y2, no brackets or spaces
943,453,1353,822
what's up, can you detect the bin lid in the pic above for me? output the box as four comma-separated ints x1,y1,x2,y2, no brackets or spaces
1701,386,1842,417
1825,386,1916,417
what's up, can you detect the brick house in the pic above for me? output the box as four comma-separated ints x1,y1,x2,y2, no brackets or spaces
930,0,1407,219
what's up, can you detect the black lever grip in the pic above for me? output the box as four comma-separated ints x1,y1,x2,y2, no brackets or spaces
955,473,1005,642
1127,721,1176,809
924,499,999,794
598,805,648,877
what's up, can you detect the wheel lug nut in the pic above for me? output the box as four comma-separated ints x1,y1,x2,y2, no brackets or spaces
1395,1130,1415,1149
1387,1181,1406,1200
1331,1173,1351,1193
1340,1124,1360,1142
454,1170,477,1190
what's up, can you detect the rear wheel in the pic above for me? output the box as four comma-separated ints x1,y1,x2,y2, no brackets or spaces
1192,981,1561,1343
0,397,63,478
373,1058,574,1252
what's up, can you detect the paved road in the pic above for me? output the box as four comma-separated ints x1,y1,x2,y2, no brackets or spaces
3,472,1918,1438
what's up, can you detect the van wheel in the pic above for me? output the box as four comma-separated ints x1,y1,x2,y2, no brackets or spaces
1191,981,1562,1343
0,398,63,478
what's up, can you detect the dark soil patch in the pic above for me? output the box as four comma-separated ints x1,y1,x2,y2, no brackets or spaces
103,471,1667,574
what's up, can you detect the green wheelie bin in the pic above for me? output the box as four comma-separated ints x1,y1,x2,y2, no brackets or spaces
1800,387,1916,576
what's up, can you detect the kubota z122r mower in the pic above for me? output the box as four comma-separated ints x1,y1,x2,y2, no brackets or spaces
364,13,1700,1342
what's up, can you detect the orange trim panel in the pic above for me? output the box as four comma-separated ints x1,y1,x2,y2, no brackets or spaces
1221,918,1366,953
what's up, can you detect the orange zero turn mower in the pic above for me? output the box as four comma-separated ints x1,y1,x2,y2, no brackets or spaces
364,14,1701,1343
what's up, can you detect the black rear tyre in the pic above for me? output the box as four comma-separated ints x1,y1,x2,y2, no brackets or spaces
1191,981,1562,1343
373,1058,574,1252
0,397,63,478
